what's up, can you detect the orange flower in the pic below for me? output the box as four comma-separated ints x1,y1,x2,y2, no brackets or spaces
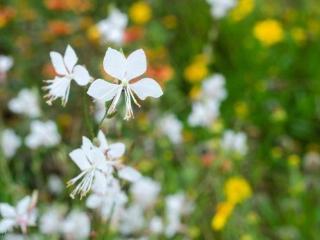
124,26,144,43
0,6,15,28
45,0,91,12
146,64,173,83
48,20,72,36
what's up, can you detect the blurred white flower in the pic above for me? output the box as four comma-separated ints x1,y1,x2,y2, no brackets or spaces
1,129,21,158
221,130,248,155
87,48,163,120
119,204,145,235
61,210,90,240
8,89,41,118
47,175,64,195
149,216,163,234
165,193,193,237
44,45,92,106
97,8,128,45
158,114,183,144
0,55,13,81
207,0,237,18
130,177,161,209
202,74,227,101
86,178,127,225
40,207,64,235
188,101,220,127
25,120,60,149
0,192,38,234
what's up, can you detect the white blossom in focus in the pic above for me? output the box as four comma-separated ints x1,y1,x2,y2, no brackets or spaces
0,193,38,234
25,120,60,149
87,48,163,120
44,45,92,106
221,130,248,155
1,129,21,158
96,8,128,45
8,89,41,118
158,114,183,144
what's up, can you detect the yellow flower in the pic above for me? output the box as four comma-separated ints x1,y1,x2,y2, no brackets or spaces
253,19,284,46
86,25,100,42
271,107,287,122
288,154,300,168
189,86,201,100
211,201,234,231
184,55,208,83
129,1,152,25
231,0,254,22
291,27,306,45
234,101,249,119
224,177,252,204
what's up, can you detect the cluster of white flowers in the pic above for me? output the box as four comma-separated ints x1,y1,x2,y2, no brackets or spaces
206,0,237,19
0,192,38,234
96,8,128,45
221,129,248,155
188,74,227,127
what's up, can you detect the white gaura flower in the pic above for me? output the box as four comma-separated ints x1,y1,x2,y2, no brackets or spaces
0,55,13,81
207,0,237,19
97,8,128,45
1,129,21,159
25,120,60,149
61,210,90,240
87,48,163,120
44,45,92,106
119,204,145,235
39,207,65,235
149,216,163,235
202,74,227,101
68,137,111,199
158,114,183,144
221,130,248,155
8,88,41,118
0,192,38,234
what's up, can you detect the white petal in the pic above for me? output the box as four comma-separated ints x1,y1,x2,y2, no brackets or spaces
69,149,91,171
0,219,15,233
118,166,141,182
92,171,108,193
108,143,125,158
87,79,121,102
103,48,126,80
0,204,16,218
50,52,68,75
64,45,78,73
86,194,102,209
16,196,31,215
97,130,108,151
73,65,91,86
130,78,163,100
126,49,147,81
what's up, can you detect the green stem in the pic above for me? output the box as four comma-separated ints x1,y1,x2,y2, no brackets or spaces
82,89,95,138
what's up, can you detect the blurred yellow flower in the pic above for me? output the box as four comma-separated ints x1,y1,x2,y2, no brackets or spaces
224,177,252,204
211,201,234,231
87,25,100,42
291,27,307,45
271,107,287,122
253,19,284,46
234,101,249,119
231,0,254,22
288,154,300,167
129,1,152,25
184,55,208,83
189,86,201,100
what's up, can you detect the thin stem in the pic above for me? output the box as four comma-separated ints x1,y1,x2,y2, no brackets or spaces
82,89,95,138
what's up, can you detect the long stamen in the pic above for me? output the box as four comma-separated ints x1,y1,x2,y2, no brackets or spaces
127,86,141,108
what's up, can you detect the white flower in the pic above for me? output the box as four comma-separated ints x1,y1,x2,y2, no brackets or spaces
1,129,21,158
87,48,163,120
25,120,60,149
158,114,183,144
130,177,161,209
44,45,92,106
202,74,227,101
0,193,38,234
149,216,163,234
0,55,13,80
188,101,220,127
8,89,41,118
40,207,64,235
86,178,127,224
119,204,145,235
61,210,90,240
47,175,64,195
97,8,128,45
221,130,248,155
67,136,111,199
207,0,237,19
